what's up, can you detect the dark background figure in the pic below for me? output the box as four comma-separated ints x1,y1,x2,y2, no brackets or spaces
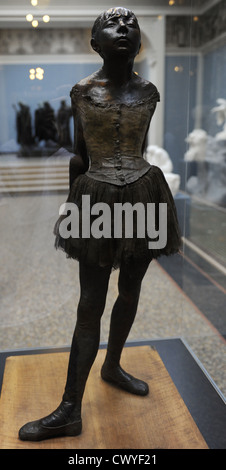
13,102,33,153
57,100,72,150
35,101,58,145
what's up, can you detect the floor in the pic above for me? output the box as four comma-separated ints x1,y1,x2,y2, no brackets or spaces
0,189,225,399
188,197,226,270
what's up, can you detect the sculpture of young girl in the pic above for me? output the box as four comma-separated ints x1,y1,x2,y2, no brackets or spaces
19,7,181,441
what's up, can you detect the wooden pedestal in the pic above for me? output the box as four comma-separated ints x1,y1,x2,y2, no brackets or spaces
0,346,208,449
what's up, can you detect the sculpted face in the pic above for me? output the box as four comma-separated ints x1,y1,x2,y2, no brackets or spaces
91,8,141,60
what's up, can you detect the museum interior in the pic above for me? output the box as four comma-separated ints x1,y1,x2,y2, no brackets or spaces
0,0,225,450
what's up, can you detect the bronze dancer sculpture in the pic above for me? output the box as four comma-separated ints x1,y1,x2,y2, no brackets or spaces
19,7,180,441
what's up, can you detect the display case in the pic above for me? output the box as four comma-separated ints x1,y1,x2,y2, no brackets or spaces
0,0,225,451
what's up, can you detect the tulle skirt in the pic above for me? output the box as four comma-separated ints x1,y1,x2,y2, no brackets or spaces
54,165,181,269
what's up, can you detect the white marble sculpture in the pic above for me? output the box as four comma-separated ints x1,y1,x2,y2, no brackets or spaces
184,126,226,206
211,98,226,141
184,129,208,162
145,145,180,196
184,129,208,195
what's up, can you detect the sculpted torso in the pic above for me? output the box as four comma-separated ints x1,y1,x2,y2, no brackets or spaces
71,71,160,185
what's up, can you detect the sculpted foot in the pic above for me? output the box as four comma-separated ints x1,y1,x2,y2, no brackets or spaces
101,362,149,396
18,401,82,441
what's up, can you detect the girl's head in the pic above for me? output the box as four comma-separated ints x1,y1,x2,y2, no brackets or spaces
91,7,141,59
91,7,140,40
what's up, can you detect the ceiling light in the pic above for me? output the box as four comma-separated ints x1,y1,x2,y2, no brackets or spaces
29,69,36,80
43,15,50,23
36,67,44,80
26,14,33,22
32,19,39,28
31,0,38,5
29,67,44,80
169,0,175,5
174,66,183,72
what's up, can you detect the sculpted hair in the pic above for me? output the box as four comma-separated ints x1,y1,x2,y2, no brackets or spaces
91,7,139,40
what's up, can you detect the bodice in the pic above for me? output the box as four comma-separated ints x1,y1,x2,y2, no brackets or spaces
70,83,160,186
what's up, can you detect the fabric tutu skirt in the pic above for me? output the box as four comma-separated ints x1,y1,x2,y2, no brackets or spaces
54,165,181,269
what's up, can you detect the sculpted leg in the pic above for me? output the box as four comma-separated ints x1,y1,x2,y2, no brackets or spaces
101,258,151,396
19,263,111,441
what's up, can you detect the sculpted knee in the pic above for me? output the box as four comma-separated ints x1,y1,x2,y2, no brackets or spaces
78,294,106,321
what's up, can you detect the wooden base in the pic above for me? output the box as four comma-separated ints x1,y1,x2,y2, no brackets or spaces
0,346,208,449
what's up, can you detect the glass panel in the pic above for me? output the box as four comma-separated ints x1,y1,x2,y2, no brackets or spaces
165,1,226,398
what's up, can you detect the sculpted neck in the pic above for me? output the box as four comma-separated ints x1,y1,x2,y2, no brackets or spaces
102,56,134,87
